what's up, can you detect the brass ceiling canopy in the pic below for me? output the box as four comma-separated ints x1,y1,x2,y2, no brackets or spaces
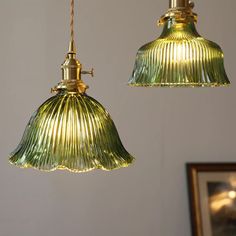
129,0,230,87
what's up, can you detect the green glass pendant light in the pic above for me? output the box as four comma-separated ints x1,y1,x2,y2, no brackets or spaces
129,0,230,87
9,0,134,172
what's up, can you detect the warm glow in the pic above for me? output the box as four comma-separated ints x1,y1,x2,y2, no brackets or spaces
211,198,232,213
228,191,236,199
129,10,230,87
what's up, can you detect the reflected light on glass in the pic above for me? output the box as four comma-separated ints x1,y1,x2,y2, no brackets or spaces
129,0,230,87
228,191,236,200
210,190,236,213
9,92,134,172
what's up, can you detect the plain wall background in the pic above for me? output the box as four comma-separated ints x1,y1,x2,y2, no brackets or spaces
0,0,236,235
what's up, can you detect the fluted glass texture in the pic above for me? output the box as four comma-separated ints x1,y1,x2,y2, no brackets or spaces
129,19,230,87
9,92,134,172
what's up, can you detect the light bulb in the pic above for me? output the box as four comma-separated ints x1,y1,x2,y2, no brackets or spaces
228,191,236,199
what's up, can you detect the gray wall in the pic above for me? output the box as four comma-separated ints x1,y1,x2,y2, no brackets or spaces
0,0,236,235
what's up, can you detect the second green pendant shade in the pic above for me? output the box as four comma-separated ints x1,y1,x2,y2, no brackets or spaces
129,0,230,87
9,1,134,173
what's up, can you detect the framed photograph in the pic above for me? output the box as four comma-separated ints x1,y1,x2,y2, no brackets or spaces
187,163,236,236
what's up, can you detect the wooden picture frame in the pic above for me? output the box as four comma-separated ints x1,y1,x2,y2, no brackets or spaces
187,163,236,236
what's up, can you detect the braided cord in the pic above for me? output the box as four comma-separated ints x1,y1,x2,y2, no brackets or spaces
70,0,74,42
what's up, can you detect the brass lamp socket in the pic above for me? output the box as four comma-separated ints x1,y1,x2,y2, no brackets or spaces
51,40,94,94
159,0,196,25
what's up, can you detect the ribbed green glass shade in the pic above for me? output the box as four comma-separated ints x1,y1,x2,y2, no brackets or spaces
9,91,134,172
129,19,230,87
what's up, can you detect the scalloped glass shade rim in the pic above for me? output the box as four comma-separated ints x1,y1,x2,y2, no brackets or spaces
9,92,134,173
128,82,230,88
9,159,134,173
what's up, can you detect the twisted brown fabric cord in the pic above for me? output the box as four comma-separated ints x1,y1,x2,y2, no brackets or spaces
70,0,74,42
